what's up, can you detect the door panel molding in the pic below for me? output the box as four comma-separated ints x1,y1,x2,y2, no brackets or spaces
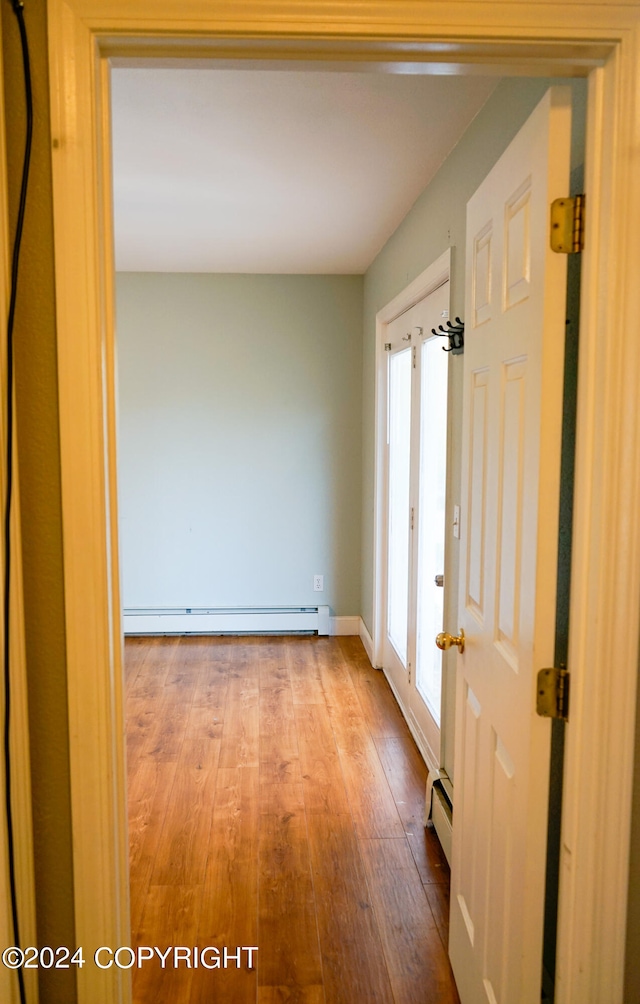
450,86,570,1002
45,4,640,1002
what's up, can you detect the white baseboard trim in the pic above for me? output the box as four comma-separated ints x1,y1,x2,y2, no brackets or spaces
359,618,375,665
381,666,440,776
329,615,361,636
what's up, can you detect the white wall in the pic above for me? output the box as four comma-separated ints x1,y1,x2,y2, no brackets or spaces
116,272,363,615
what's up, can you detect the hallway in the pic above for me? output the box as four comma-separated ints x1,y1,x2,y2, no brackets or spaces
125,635,459,1002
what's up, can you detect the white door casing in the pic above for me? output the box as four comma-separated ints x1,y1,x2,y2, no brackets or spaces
44,5,640,1003
449,87,571,1003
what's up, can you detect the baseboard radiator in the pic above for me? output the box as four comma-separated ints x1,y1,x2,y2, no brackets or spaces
122,605,331,636
426,772,453,866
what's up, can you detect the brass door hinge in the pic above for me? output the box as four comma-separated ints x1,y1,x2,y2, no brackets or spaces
550,195,585,253
536,665,570,721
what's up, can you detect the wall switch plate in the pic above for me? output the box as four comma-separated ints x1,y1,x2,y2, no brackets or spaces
313,574,324,592
453,505,460,539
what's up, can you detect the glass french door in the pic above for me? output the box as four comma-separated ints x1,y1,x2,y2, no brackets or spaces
386,345,413,666
383,282,450,766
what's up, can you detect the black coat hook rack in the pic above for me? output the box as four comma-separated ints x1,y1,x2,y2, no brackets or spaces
431,317,465,355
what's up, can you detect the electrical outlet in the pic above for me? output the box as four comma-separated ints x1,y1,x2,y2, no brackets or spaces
313,574,324,592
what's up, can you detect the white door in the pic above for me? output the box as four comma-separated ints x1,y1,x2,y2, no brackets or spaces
383,282,450,767
449,87,571,1003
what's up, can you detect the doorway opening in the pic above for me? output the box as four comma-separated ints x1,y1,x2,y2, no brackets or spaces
46,9,640,1003
111,66,499,1003
111,66,585,1003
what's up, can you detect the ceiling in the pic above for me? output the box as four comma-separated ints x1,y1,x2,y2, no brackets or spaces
111,67,498,274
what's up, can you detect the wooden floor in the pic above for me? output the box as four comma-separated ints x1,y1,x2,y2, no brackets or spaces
125,634,460,1004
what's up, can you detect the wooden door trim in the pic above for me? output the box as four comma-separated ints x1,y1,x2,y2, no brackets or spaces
46,4,640,1003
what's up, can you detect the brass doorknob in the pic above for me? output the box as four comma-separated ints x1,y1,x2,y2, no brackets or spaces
435,629,465,653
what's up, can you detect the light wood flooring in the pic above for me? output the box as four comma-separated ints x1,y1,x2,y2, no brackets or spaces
125,634,460,1003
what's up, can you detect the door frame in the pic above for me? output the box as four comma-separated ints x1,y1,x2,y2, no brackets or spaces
46,4,640,1003
373,249,452,775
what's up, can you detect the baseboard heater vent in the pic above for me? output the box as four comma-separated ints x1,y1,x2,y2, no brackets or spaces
426,769,453,867
430,780,453,867
122,606,330,636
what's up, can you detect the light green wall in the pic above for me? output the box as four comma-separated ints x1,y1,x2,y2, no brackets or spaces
1,3,77,1002
116,272,363,616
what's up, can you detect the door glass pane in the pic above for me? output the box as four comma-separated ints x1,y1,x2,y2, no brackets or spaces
416,336,449,724
387,348,412,665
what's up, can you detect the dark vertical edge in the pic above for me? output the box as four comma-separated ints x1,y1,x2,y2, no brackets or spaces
541,158,584,1000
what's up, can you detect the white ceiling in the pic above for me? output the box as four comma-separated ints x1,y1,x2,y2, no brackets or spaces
111,67,497,274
